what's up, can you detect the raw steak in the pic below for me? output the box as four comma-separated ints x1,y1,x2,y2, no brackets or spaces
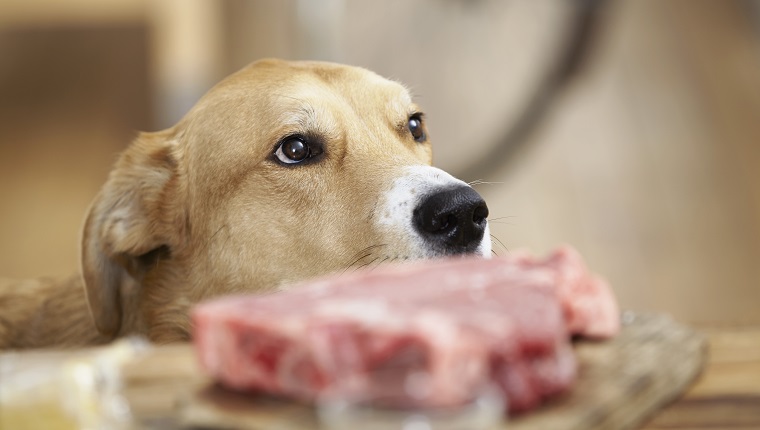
192,246,618,413
506,246,620,339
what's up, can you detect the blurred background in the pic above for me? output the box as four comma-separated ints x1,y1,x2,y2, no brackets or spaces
1,0,759,327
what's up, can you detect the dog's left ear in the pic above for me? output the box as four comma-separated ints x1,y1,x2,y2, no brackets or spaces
80,130,185,338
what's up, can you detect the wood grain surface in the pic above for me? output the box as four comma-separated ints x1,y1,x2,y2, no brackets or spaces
114,312,706,429
0,312,718,429
642,326,760,429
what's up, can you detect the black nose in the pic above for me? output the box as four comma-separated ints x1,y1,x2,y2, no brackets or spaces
413,186,489,254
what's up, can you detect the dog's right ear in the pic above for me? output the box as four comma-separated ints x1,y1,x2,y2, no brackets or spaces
80,130,185,338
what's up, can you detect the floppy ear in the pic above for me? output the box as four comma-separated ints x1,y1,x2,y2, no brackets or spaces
80,130,184,337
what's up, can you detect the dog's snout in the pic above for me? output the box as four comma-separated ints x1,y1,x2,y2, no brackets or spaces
413,186,489,254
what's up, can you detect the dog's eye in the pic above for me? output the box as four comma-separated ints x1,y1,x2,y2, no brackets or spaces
408,115,425,142
275,137,310,164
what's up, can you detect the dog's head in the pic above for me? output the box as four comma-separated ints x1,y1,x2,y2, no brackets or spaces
81,59,490,341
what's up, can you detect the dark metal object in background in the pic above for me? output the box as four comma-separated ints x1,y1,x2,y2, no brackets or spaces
747,0,760,35
456,0,609,181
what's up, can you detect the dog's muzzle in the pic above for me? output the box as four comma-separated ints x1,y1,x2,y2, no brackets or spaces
377,165,492,258
413,185,489,254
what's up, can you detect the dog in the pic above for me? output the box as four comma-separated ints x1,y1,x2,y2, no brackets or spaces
0,59,491,349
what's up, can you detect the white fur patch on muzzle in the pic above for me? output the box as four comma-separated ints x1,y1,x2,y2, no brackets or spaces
376,165,491,259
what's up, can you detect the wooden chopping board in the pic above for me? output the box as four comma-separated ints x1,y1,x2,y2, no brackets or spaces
119,312,706,429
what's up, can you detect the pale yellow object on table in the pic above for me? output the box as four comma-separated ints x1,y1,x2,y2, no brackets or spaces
0,337,149,430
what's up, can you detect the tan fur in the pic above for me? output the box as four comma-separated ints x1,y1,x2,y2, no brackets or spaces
0,277,109,348
0,59,435,349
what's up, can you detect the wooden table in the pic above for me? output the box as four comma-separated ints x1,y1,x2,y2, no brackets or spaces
643,326,760,429
120,315,759,429
2,322,758,429
119,321,760,429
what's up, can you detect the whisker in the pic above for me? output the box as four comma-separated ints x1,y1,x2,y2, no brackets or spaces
346,243,383,259
371,257,390,271
341,244,388,273
488,216,516,221
490,234,510,253
356,257,379,271
342,253,371,274
468,180,504,186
